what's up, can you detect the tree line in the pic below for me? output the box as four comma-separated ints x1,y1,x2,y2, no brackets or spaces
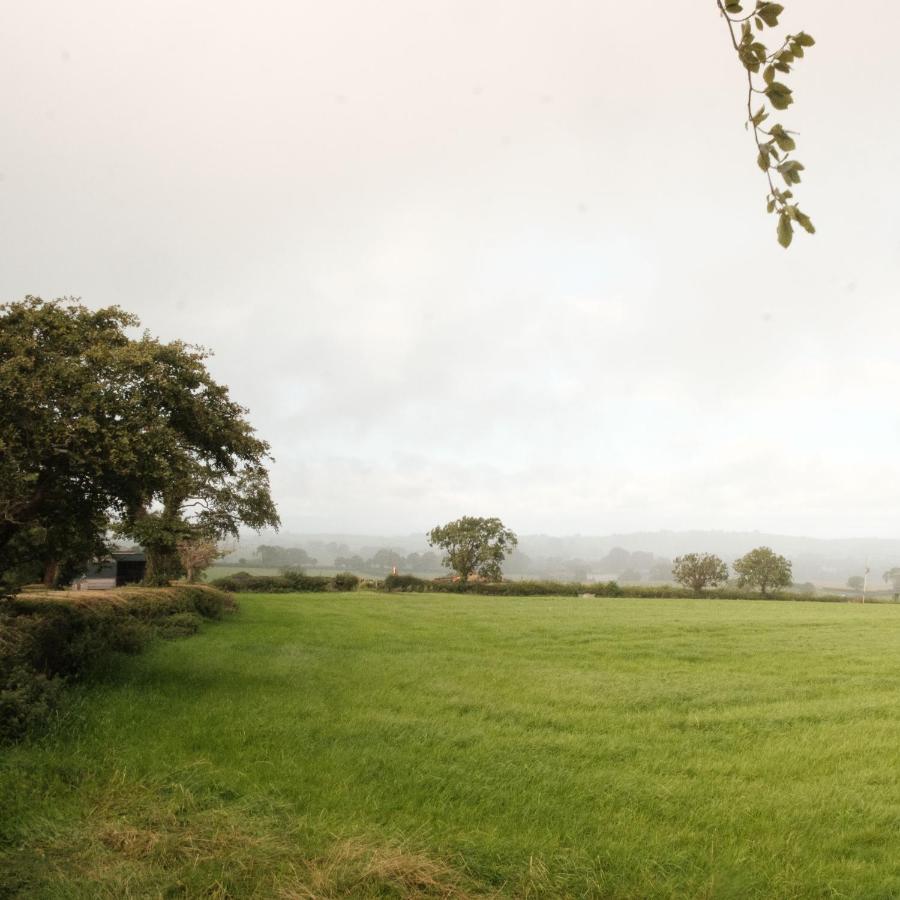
422,520,806,599
672,547,792,595
242,544,444,575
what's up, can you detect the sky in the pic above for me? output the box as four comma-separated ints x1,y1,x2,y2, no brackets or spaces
2,1,899,539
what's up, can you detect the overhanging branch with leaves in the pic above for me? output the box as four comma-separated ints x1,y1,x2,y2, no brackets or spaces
717,1,815,247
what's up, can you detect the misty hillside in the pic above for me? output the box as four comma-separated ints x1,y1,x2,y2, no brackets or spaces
226,529,900,587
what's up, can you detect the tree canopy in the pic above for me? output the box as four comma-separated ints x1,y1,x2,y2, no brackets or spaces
427,516,518,584
733,546,792,595
0,296,279,589
671,553,729,593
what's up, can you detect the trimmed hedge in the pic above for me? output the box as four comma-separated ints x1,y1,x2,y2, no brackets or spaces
208,570,358,593
381,576,854,603
1,584,235,742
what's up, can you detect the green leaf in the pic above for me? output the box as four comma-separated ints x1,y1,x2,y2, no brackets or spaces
770,125,796,152
795,31,816,47
795,210,816,233
765,82,794,110
777,159,805,177
750,106,768,126
777,213,793,248
757,3,784,27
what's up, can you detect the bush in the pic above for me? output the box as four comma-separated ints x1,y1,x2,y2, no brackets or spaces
0,615,66,743
0,664,65,744
8,603,152,678
383,574,429,592
0,584,235,742
209,571,331,593
156,611,203,638
331,572,360,591
176,585,237,619
281,570,331,592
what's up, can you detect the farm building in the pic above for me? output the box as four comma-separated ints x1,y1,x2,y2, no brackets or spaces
72,549,146,590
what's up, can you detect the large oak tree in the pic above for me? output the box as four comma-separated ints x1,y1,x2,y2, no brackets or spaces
0,296,279,589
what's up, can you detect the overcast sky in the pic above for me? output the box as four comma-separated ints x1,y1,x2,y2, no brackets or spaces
3,1,899,538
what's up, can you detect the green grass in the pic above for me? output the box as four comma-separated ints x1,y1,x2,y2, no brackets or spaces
4,594,900,898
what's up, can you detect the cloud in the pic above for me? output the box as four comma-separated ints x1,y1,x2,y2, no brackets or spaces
2,0,899,537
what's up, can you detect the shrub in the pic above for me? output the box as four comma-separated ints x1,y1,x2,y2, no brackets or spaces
176,585,237,619
0,614,66,743
280,571,330,592
156,611,203,638
209,572,330,593
384,574,429,592
0,584,235,742
0,664,65,743
331,572,360,591
9,603,151,678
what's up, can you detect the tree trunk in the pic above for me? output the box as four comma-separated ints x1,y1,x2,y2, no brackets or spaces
144,546,182,586
42,559,59,588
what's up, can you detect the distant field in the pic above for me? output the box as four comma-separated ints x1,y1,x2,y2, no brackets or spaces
202,564,283,579
4,594,900,897
203,564,447,581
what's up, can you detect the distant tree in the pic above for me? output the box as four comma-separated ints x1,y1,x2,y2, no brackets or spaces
883,568,900,593
335,554,366,572
649,560,674,582
619,568,642,583
733,546,792,596
420,550,441,571
847,575,865,591
569,559,589,583
177,536,224,583
502,550,532,575
427,516,518,584
254,545,316,568
372,548,401,573
599,547,632,572
629,551,655,572
672,553,729,593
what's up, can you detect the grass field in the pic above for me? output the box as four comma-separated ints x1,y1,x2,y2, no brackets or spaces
4,594,900,898
202,565,284,579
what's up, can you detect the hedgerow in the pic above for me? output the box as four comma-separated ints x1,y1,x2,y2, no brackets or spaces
0,584,234,742
208,571,357,593
381,576,852,603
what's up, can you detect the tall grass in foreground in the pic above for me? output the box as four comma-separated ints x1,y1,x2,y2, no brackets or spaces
3,593,900,897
